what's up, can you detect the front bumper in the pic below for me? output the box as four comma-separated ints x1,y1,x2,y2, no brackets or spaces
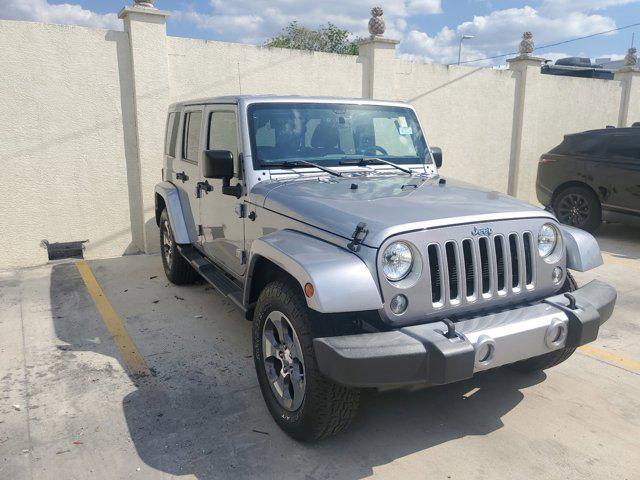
313,280,616,388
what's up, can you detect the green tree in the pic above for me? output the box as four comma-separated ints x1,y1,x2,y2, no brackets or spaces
265,21,359,55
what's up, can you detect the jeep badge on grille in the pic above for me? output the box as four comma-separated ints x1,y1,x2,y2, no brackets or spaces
471,226,493,236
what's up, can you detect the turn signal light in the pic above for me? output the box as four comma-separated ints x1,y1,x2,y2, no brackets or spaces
304,283,314,298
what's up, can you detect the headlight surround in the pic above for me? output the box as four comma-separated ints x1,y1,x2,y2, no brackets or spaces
382,241,413,281
538,223,558,258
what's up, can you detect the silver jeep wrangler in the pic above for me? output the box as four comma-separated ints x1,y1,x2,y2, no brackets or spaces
155,96,617,441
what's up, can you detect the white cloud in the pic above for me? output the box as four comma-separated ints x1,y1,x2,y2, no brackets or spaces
173,0,443,44
406,0,443,14
0,0,120,30
402,27,492,65
455,7,615,50
401,5,619,64
176,0,630,65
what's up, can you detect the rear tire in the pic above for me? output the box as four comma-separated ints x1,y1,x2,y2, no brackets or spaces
553,186,601,233
159,209,198,285
510,272,578,373
252,280,360,441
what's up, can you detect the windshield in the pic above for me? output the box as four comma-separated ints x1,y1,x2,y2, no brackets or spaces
247,103,429,168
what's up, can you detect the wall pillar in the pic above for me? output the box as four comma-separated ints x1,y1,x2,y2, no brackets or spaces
614,66,640,127
119,3,170,254
506,55,546,200
357,37,399,99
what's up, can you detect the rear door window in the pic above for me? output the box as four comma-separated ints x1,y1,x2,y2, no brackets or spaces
208,111,238,159
183,111,203,162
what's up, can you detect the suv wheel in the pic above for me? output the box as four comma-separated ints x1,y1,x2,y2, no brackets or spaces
553,186,601,232
510,272,578,373
252,280,360,441
159,209,198,284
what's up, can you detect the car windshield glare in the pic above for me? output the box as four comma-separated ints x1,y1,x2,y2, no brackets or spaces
248,103,429,168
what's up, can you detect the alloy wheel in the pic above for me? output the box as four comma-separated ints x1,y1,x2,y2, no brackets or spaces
557,193,590,226
262,311,306,411
162,219,173,269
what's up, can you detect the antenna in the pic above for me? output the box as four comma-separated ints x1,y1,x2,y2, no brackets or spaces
632,32,635,48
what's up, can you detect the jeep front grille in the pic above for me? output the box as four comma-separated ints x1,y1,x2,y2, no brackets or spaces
378,218,565,325
426,233,536,308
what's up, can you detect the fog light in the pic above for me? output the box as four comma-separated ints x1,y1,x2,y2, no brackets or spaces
390,294,408,315
552,266,563,284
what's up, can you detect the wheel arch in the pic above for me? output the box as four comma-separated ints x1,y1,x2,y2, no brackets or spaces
551,181,601,205
244,256,300,320
154,182,190,244
244,230,383,316
155,192,166,227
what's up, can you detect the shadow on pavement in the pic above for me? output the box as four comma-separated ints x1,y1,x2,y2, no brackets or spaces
49,259,546,480
595,222,640,260
121,367,545,479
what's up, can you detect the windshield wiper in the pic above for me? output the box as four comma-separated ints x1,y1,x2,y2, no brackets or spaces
339,157,413,174
270,160,343,177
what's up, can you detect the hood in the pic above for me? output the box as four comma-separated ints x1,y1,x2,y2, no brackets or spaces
250,175,552,248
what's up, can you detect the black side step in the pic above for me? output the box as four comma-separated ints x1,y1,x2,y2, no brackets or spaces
177,245,246,313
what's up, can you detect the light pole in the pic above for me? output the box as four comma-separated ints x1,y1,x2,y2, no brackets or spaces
457,34,475,65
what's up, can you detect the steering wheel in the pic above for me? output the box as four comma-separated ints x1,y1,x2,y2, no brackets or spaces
364,146,388,156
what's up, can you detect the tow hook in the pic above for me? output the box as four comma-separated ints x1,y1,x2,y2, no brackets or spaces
544,292,599,347
564,293,577,309
441,318,457,339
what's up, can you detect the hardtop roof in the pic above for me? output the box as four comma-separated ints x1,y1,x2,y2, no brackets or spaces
168,95,413,111
567,127,640,137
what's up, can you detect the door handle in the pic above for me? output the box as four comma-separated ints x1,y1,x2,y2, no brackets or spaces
196,180,213,198
176,171,188,182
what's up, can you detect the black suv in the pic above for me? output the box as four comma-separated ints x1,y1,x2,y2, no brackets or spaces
537,127,640,231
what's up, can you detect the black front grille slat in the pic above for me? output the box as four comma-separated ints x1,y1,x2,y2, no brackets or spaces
445,242,459,301
509,234,520,289
478,237,490,294
523,232,534,285
494,236,505,292
422,228,537,309
428,244,441,303
462,239,474,298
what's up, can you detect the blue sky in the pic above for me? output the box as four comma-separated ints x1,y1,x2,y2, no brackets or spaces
1,1,638,65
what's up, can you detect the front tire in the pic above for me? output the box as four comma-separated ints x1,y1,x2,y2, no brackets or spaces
252,280,360,441
510,272,578,373
159,209,198,285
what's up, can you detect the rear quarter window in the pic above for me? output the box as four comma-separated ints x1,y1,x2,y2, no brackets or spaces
551,135,607,157
164,112,180,157
603,135,640,159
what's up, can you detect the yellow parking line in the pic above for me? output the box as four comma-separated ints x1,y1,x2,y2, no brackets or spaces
578,345,640,374
76,261,152,379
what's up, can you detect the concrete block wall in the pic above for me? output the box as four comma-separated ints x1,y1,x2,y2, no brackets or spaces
0,5,638,270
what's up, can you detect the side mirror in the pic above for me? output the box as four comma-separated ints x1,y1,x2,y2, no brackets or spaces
430,147,443,168
203,150,242,198
203,150,234,179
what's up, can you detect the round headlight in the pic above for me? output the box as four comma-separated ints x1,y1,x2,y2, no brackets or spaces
538,223,558,257
382,242,413,281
